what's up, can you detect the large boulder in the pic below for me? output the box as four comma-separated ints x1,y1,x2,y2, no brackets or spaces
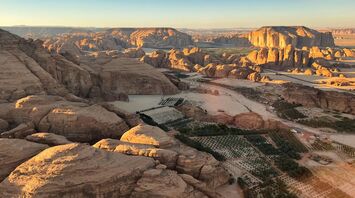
0,138,48,181
233,112,265,130
94,139,178,169
0,143,156,197
131,169,207,198
0,95,129,142
121,124,175,148
123,47,146,58
26,133,72,146
175,144,230,189
140,50,168,68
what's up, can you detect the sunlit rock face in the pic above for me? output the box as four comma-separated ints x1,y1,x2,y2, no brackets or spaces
248,26,335,48
42,28,193,56
0,138,48,181
0,143,156,197
129,28,194,48
94,124,231,190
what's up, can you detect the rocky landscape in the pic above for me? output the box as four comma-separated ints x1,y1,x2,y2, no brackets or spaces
1,22,355,198
0,29,179,102
42,28,193,56
0,28,232,197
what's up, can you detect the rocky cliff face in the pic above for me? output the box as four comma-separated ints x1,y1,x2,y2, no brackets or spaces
0,29,232,197
282,83,355,115
242,45,354,69
129,28,193,48
248,26,335,48
0,29,179,102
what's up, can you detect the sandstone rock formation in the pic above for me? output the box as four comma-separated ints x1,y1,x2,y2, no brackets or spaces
94,124,230,191
248,26,335,48
89,58,179,96
0,143,156,197
243,45,310,68
282,83,355,115
129,28,193,48
42,28,193,56
0,29,179,102
0,95,129,142
123,47,146,58
0,138,48,181
131,169,208,198
210,34,252,47
94,139,178,169
26,133,72,146
121,124,176,148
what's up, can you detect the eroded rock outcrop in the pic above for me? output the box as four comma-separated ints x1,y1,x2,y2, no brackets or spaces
0,138,48,181
129,28,193,49
94,139,178,169
121,124,176,148
0,143,156,197
282,83,355,114
0,95,129,142
248,26,335,48
25,132,72,146
0,29,179,102
131,169,208,198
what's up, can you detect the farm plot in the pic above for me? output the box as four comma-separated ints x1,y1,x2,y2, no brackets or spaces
192,135,278,181
269,130,308,153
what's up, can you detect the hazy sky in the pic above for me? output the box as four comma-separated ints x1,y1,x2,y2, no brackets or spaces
0,0,354,28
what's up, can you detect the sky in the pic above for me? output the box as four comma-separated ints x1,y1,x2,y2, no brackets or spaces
0,0,354,28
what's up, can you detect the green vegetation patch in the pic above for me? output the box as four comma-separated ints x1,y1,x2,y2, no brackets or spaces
175,134,226,161
272,100,307,120
298,117,355,133
177,123,266,137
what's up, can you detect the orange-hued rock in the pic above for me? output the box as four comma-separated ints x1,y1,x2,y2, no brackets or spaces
25,133,72,146
343,48,355,57
233,112,264,130
0,143,155,197
267,48,279,65
129,28,193,48
248,26,335,48
121,124,176,148
247,72,262,82
94,139,178,169
304,68,314,76
228,67,254,79
0,138,48,181
140,50,169,67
